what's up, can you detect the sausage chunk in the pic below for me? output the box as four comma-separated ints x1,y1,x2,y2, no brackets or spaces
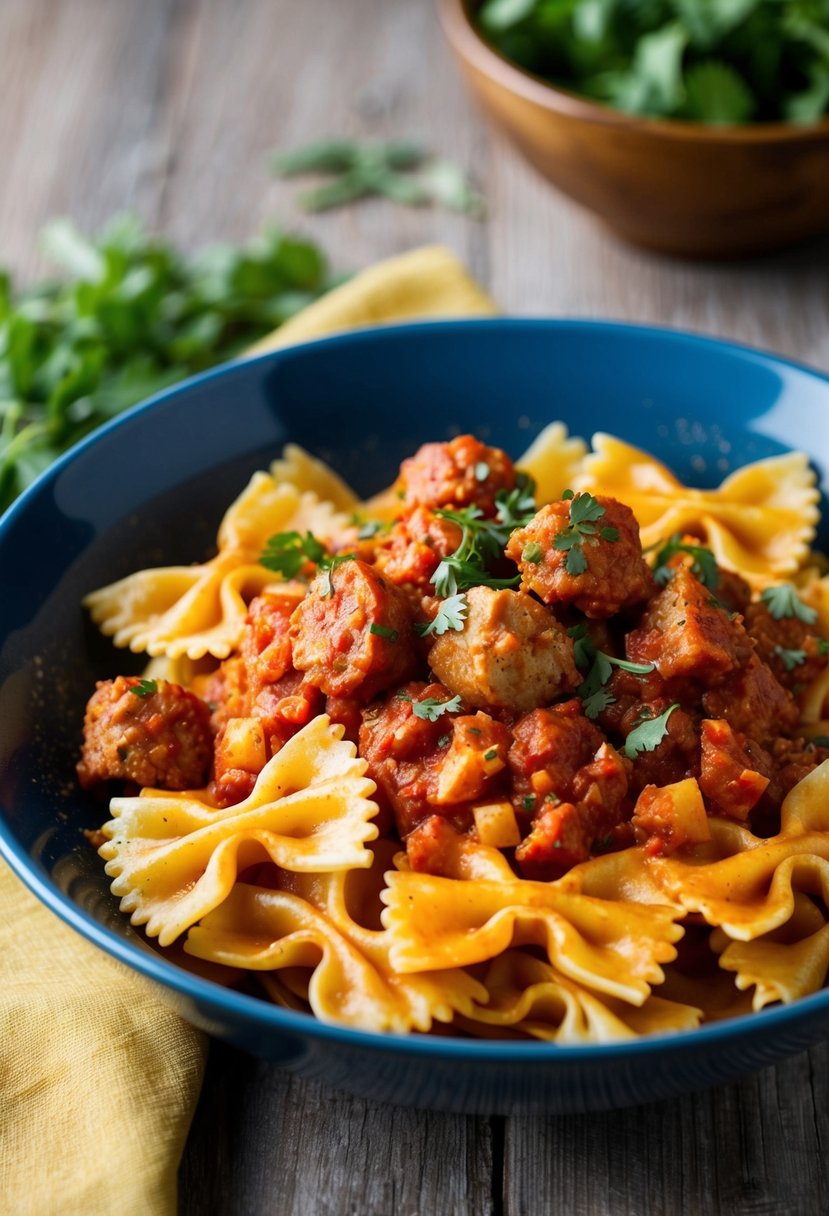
505,495,653,618
702,654,799,745
77,675,213,791
508,701,607,811
698,719,770,821
290,559,417,700
398,435,516,515
626,566,753,688
373,506,462,591
428,586,579,713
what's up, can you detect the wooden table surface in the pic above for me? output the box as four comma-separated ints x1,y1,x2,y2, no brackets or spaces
4,2,829,1213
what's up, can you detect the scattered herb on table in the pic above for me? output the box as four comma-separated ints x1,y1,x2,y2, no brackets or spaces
0,216,335,513
476,0,829,125
271,139,486,216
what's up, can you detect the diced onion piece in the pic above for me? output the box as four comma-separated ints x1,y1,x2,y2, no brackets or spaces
473,801,521,849
219,716,268,774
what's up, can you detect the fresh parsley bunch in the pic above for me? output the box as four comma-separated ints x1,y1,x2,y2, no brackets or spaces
477,0,829,124
0,216,335,512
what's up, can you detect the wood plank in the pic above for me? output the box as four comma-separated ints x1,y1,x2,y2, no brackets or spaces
179,1042,496,1216
504,1043,829,1216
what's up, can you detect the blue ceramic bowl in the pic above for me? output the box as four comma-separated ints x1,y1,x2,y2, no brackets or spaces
2,319,829,1115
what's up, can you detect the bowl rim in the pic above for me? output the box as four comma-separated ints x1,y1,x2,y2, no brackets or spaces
440,0,829,144
4,315,829,1064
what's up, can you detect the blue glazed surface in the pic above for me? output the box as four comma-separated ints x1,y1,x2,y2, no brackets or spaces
2,318,829,1114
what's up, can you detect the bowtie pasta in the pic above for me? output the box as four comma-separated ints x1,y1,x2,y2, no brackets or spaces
77,424,829,1041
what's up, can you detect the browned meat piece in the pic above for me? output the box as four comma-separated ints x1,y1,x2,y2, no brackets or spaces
515,744,629,876
428,586,579,713
508,700,606,811
77,675,213,791
698,719,770,821
769,736,829,799
360,682,506,838
405,815,478,877
714,568,753,615
290,559,417,700
743,600,829,691
702,654,799,744
631,778,712,854
626,567,753,687
431,712,510,804
505,495,654,619
397,435,516,515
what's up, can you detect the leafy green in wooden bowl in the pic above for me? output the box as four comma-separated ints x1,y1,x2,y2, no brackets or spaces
476,0,829,124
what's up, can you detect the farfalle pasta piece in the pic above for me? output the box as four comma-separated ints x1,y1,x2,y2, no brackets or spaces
644,760,829,941
269,443,361,514
575,433,819,582
100,717,378,947
712,894,829,1011
276,851,489,1031
515,421,588,506
457,951,702,1044
84,464,352,660
84,550,287,661
381,870,683,1005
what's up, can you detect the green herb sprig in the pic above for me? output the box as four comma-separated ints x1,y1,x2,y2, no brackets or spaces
476,0,829,125
259,530,354,596
760,583,818,624
568,624,655,720
653,535,719,590
553,490,618,576
624,704,680,759
0,217,334,513
272,139,486,217
129,678,158,698
397,691,463,721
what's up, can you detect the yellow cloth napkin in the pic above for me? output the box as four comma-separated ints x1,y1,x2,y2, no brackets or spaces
0,244,496,1216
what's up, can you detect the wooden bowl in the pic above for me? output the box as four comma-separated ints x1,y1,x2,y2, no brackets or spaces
440,0,829,258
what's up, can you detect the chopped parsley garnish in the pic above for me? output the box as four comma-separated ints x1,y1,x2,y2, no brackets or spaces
653,535,719,590
130,678,158,698
437,734,450,749
409,694,462,722
474,461,490,481
810,736,829,748
357,520,387,540
416,591,469,638
553,491,618,576
624,704,680,759
260,530,354,596
773,645,807,672
522,794,536,812
260,530,326,578
369,623,398,642
760,583,818,625
819,639,829,656
483,748,498,761
430,482,537,601
567,624,654,720
522,541,543,564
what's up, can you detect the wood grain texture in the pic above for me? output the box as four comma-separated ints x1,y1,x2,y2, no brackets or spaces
2,2,829,1214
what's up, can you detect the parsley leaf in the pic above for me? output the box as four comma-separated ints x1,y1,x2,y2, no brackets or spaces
130,678,158,698
553,491,616,576
654,535,719,590
0,219,335,513
773,645,807,672
760,584,818,625
397,692,463,721
369,623,399,642
271,139,486,217
567,624,654,720
624,704,680,759
260,530,326,578
416,592,468,638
